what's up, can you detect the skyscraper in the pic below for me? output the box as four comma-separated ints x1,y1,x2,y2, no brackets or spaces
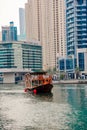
58,0,87,77
0,32,2,41
19,8,25,36
25,0,66,70
2,22,17,42
66,0,87,57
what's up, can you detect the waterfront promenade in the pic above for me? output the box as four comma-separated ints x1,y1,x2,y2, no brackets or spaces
18,79,87,85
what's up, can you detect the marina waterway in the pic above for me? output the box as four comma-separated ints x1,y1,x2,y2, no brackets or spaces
0,84,87,130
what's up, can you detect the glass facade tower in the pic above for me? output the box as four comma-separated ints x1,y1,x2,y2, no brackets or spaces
2,22,17,42
66,0,87,57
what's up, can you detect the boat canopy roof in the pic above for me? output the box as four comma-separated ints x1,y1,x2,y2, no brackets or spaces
31,71,47,75
26,71,47,75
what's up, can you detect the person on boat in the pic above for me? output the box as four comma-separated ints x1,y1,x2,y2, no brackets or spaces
25,73,32,88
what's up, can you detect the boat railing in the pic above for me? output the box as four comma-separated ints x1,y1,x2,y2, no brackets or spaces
31,75,52,85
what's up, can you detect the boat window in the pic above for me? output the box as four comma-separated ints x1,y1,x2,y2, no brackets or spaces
39,80,42,85
32,80,38,86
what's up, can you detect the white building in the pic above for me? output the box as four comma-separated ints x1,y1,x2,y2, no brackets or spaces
0,41,42,83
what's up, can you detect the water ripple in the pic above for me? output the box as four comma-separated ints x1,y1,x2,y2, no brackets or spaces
0,84,87,130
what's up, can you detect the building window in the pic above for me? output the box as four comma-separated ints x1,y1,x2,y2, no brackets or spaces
66,59,73,70
77,0,83,5
59,59,65,71
78,53,84,71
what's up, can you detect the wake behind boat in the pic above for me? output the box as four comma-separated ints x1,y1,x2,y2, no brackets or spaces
24,72,53,94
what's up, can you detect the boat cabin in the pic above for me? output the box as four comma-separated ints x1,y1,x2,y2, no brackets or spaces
25,72,52,88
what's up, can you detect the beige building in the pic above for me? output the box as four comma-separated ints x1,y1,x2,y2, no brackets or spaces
25,0,66,70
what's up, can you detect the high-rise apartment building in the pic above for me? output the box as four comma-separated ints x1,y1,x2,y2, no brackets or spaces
2,22,17,42
58,0,87,78
66,0,87,57
25,0,66,70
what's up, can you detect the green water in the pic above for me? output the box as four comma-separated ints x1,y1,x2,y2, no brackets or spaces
0,84,87,130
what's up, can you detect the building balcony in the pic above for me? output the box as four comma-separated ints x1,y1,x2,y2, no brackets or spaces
66,0,73,4
67,35,74,38
67,6,74,10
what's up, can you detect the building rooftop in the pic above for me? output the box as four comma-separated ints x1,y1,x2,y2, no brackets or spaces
0,41,41,46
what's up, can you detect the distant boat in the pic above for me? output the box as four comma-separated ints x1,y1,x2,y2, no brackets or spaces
24,72,53,94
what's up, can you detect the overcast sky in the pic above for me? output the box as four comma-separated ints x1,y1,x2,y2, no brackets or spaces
0,0,27,33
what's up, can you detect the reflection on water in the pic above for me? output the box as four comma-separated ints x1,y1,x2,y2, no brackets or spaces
0,84,87,129
30,93,53,102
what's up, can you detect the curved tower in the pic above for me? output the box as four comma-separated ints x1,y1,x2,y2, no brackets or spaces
66,0,87,57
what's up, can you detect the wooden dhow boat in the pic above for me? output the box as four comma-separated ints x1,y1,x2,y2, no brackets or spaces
24,72,53,94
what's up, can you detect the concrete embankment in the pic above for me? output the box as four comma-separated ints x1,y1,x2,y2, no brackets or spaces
53,79,87,84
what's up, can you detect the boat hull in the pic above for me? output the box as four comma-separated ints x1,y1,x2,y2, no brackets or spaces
26,84,53,94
